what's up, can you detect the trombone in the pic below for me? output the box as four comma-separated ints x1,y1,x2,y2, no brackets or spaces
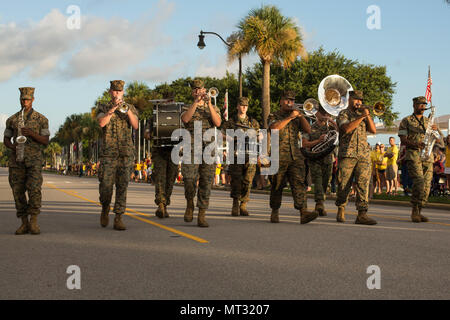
293,98,320,119
360,101,385,116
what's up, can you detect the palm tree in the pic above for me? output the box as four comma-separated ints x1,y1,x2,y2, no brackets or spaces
81,112,101,161
45,142,62,168
228,5,307,128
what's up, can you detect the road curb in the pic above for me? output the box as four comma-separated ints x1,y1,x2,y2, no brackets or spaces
210,186,450,212
43,170,450,212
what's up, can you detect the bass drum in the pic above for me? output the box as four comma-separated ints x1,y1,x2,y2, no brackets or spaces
152,103,184,147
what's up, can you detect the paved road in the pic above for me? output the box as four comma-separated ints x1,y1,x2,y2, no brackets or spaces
0,167,449,300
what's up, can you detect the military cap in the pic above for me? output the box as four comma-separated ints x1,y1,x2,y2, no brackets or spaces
238,97,249,106
349,90,364,100
19,87,35,100
192,79,204,89
281,90,296,100
110,80,125,91
413,96,427,105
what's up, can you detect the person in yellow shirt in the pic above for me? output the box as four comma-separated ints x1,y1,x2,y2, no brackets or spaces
385,137,399,195
141,161,148,183
445,135,450,194
369,144,379,198
375,144,388,194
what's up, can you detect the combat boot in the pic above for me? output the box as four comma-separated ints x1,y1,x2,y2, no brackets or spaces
100,205,110,228
336,206,345,223
418,207,429,222
184,199,194,222
15,216,29,235
113,214,126,231
315,201,327,217
411,206,421,223
197,208,209,228
300,208,319,224
155,203,165,219
240,202,249,216
231,199,239,216
270,209,279,223
163,204,169,218
355,210,377,225
29,215,40,235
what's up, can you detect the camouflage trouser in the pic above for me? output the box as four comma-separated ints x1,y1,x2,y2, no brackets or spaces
230,162,256,203
98,157,132,215
9,164,43,218
152,149,178,206
406,160,433,208
181,162,215,209
309,159,333,202
335,157,370,211
270,159,306,210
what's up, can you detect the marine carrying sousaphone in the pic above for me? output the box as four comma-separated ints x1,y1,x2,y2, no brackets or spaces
300,75,353,160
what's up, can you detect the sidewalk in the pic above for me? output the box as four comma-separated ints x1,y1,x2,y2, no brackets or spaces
210,185,450,212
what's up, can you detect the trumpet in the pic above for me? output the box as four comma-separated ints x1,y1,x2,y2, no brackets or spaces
113,98,128,113
359,101,385,116
200,87,219,105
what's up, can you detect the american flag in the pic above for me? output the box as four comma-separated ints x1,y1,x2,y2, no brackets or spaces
223,89,229,121
425,67,432,103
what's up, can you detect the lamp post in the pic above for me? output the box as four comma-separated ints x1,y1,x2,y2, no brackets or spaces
197,30,243,98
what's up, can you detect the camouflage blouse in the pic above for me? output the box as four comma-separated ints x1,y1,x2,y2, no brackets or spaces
96,101,138,159
182,103,221,145
268,110,305,162
398,114,432,163
336,108,370,159
4,109,50,167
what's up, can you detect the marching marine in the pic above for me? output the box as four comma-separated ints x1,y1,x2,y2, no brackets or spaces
268,90,317,224
335,90,377,225
221,97,260,216
302,105,337,216
181,79,222,227
398,96,443,222
96,80,139,230
3,87,50,235
144,92,179,219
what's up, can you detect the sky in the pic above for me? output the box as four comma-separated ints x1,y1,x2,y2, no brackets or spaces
1,0,450,144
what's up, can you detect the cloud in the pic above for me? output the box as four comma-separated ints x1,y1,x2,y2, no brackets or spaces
0,114,8,141
195,53,260,79
0,0,175,81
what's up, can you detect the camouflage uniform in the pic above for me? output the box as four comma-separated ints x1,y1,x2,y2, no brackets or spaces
96,89,138,216
221,112,260,204
303,122,334,203
181,94,221,210
335,103,371,211
4,101,50,220
268,110,307,211
150,144,178,207
398,97,433,211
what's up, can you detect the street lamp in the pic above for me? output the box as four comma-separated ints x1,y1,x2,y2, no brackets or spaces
197,30,243,98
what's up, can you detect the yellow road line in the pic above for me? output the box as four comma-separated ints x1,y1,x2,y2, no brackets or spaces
45,184,209,244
